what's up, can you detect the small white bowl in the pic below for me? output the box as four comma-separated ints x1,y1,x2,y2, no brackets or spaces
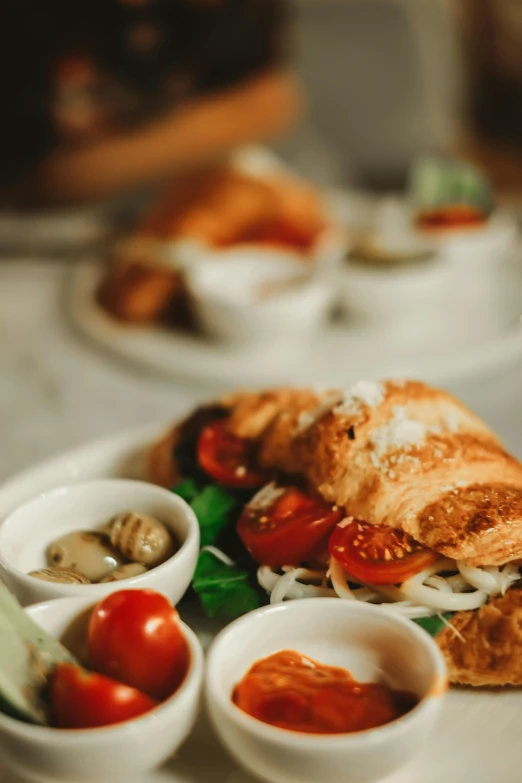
0,596,204,783
166,223,349,276
310,225,351,278
185,249,334,346
337,196,448,334
0,479,199,606
429,211,520,338
338,256,449,336
426,209,518,265
206,599,447,783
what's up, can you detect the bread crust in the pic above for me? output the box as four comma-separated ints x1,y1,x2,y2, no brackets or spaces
150,381,522,567
437,591,522,686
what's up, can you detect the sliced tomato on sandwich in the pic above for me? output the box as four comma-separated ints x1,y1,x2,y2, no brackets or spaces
329,519,438,585
197,420,268,488
237,484,344,568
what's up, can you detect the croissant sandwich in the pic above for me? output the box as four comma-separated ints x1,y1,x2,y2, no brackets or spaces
149,380,522,687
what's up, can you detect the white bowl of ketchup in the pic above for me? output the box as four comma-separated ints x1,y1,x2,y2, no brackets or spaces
205,599,447,783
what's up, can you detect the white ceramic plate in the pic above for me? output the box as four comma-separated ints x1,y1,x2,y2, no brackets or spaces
67,256,522,390
0,426,521,783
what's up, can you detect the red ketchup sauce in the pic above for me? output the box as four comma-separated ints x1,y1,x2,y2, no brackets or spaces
232,650,417,735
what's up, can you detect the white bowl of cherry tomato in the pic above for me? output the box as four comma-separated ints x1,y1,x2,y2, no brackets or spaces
0,478,200,606
205,598,447,783
0,589,204,783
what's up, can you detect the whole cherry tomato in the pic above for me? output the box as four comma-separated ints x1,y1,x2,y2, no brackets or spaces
50,664,157,729
88,590,188,701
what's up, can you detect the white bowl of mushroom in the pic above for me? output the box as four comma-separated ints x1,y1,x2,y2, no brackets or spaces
0,479,200,606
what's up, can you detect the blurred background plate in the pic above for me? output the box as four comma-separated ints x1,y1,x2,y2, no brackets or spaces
67,255,522,390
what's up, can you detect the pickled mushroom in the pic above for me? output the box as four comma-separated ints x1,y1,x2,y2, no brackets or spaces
28,567,91,585
109,512,177,567
100,563,148,582
47,531,125,583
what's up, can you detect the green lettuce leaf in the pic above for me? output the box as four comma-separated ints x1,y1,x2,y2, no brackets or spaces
192,551,260,619
171,478,200,505
409,156,493,212
413,614,453,638
172,481,242,547
189,485,241,547
171,481,260,618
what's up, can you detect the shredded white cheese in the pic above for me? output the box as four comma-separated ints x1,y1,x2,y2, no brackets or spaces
368,404,463,471
248,482,285,510
444,412,461,432
370,406,434,460
441,485,461,495
370,452,380,469
258,557,513,618
200,546,236,567
334,380,384,417
458,562,522,596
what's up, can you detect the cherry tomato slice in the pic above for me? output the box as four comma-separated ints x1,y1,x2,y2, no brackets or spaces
237,484,344,568
50,664,157,729
197,419,267,488
329,519,438,585
88,590,188,701
417,204,486,230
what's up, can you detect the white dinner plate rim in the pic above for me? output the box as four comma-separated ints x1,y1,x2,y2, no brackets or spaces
67,258,522,391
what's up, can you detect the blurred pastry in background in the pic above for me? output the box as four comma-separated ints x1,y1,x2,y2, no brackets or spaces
97,260,183,325
96,163,341,334
123,168,329,255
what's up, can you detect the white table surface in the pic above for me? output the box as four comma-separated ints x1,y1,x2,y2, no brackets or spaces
2,256,522,485
0,259,210,483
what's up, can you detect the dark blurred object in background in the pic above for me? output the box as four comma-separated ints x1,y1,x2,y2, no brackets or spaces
456,0,522,191
460,0,522,151
0,0,288,195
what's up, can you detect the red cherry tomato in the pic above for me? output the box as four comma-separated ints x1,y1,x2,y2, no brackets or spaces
237,485,343,568
329,519,438,585
88,590,188,701
50,664,157,729
417,204,486,230
197,419,268,488
256,221,318,251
